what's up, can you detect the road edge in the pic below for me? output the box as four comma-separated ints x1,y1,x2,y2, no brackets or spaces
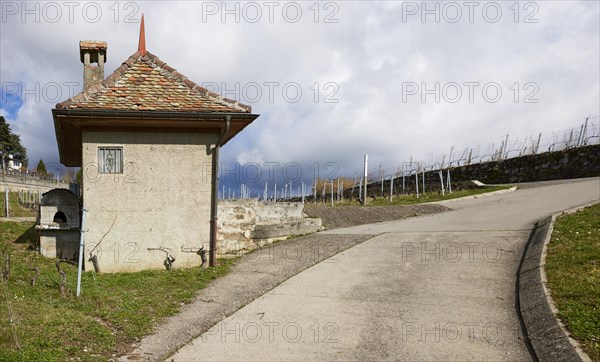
518,201,598,362
428,186,518,205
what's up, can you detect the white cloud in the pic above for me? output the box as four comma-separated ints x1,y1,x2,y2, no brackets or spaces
1,0,598,186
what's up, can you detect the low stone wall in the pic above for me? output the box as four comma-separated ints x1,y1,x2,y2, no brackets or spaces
217,199,322,255
444,144,599,184
356,144,600,197
1,174,69,193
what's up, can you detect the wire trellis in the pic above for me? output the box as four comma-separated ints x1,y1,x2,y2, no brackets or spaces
379,116,600,180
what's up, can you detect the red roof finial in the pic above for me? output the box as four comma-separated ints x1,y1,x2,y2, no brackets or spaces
138,14,147,55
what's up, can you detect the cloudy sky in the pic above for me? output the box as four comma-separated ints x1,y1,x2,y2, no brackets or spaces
1,1,599,193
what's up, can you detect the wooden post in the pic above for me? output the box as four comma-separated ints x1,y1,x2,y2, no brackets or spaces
580,117,589,146
534,133,542,154
422,164,425,194
576,124,584,147
358,179,362,202
330,180,334,207
263,182,268,201
415,165,419,198
402,164,405,194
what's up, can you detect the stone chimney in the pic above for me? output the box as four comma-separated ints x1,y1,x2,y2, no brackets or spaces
79,40,107,92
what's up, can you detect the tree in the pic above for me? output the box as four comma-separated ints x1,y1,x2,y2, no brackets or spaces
76,168,82,185
61,168,77,183
0,116,28,169
36,159,47,176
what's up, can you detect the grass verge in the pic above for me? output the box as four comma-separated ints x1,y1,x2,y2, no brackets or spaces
0,192,37,218
307,185,513,208
545,203,600,361
0,221,234,361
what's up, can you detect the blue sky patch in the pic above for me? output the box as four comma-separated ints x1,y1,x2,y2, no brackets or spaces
0,86,24,120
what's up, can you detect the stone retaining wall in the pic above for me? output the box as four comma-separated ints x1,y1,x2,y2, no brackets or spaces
217,200,322,255
358,145,600,196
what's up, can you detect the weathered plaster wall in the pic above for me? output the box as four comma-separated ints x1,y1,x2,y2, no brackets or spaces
82,131,216,273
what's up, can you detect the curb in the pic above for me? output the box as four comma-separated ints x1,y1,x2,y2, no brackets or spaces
518,201,598,362
428,186,518,205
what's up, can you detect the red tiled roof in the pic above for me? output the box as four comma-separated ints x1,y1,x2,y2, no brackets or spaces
57,51,252,113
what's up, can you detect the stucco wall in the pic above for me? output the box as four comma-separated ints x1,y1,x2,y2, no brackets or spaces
82,131,216,273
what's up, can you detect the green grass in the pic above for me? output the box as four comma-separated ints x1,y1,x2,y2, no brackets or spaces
0,192,37,218
308,185,513,208
0,221,234,361
546,203,600,361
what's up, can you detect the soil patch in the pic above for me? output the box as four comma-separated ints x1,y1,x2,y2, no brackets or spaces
305,204,450,230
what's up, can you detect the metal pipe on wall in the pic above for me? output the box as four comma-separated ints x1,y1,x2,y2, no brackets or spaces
209,115,231,267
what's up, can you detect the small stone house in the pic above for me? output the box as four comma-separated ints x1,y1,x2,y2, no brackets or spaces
52,17,259,272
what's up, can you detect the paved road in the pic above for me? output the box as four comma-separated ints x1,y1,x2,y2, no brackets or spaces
170,178,600,361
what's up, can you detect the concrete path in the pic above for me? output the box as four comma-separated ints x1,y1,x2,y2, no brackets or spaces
170,178,600,361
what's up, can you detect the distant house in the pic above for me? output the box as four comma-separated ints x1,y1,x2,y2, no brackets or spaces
52,16,259,272
7,154,22,171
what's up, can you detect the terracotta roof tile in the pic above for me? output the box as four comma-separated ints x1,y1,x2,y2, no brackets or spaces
79,40,107,50
56,51,252,113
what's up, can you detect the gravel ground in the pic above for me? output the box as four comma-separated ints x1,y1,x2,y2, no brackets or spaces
305,203,450,230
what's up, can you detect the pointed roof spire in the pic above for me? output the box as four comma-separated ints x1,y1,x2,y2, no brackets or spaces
138,14,147,55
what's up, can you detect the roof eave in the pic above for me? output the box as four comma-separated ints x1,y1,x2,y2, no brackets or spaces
52,108,258,120
52,109,259,167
